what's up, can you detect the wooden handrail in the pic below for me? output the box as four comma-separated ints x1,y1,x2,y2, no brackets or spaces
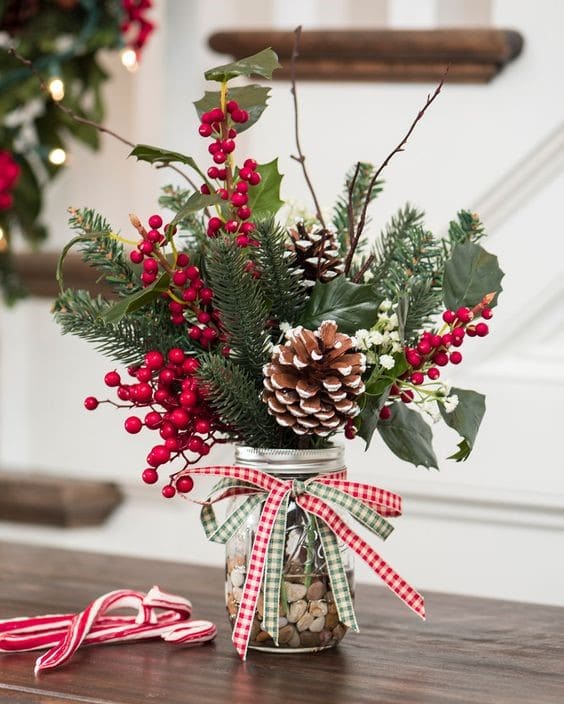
208,28,524,83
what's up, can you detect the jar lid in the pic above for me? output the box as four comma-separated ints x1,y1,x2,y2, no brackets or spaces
234,445,345,475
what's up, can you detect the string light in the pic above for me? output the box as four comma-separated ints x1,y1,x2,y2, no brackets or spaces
0,227,7,253
48,148,67,166
48,77,65,102
120,48,138,73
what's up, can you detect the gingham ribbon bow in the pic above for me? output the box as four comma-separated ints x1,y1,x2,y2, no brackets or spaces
180,465,425,661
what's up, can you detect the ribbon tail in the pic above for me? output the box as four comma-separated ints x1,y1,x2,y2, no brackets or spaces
232,484,289,660
201,493,264,544
316,519,358,632
261,493,289,645
301,496,426,621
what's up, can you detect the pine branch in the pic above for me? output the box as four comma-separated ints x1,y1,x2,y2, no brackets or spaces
333,162,383,258
252,218,306,325
67,207,140,298
205,237,271,379
197,355,281,448
370,204,425,287
53,289,196,365
447,210,486,249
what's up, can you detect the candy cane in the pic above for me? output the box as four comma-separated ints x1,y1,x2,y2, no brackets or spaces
0,586,216,674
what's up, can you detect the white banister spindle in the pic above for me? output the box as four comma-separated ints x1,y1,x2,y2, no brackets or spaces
388,0,437,27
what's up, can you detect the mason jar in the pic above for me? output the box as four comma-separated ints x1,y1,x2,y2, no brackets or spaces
225,445,354,653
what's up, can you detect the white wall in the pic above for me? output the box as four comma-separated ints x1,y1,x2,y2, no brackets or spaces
1,0,563,608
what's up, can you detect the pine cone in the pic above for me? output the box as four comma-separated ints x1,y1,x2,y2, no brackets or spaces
263,321,366,436
289,222,344,287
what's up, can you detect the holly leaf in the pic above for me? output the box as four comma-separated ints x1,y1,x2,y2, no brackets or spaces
194,85,271,133
365,353,408,396
246,159,283,216
301,277,379,335
377,403,438,469
443,242,504,310
129,145,207,181
205,48,281,82
103,272,171,324
356,390,390,448
439,387,486,462
169,192,222,230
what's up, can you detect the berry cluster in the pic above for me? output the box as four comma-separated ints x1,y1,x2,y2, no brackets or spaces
198,100,262,246
84,348,223,498
120,0,155,52
379,295,494,420
0,150,20,211
128,213,225,349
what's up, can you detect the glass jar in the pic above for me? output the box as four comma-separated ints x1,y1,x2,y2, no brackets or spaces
225,445,354,653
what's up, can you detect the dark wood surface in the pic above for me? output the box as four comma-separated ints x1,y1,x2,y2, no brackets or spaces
0,474,123,528
208,29,524,83
0,541,562,704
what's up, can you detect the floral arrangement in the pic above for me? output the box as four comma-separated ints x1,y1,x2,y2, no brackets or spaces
0,0,155,301
54,47,504,498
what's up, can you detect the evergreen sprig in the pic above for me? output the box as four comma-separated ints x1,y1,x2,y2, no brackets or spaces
205,236,271,379
159,185,207,261
252,218,306,326
66,208,140,298
53,289,196,365
333,162,383,259
197,355,281,448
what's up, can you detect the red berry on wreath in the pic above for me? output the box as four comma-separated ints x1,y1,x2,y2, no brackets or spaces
148,214,163,229
142,468,159,485
125,416,143,434
104,371,121,387
162,484,176,499
176,476,194,493
84,396,99,411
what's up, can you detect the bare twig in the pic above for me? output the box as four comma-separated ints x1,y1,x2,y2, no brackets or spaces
345,161,361,252
352,254,375,284
345,67,449,275
289,26,326,229
6,48,200,192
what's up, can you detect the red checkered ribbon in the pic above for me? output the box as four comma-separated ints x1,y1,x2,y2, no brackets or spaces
179,465,425,660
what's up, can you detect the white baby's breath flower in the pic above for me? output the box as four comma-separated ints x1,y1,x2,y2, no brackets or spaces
279,321,292,335
444,394,459,413
369,330,384,346
355,329,371,350
366,350,378,365
379,299,393,312
391,341,403,353
387,313,399,329
421,402,441,423
363,270,374,283
436,381,452,397
389,330,400,342
379,354,395,370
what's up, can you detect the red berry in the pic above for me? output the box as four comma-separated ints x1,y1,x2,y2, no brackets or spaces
390,385,400,396
84,396,99,410
452,327,465,340
125,416,143,434
159,368,175,385
405,349,422,368
442,310,456,324
236,181,248,193
147,229,162,244
130,250,143,264
235,234,250,247
217,188,228,200
431,334,442,348
117,386,130,401
195,418,210,434
141,272,156,286
186,265,200,280
224,220,239,233
450,351,463,364
168,348,185,365
142,468,159,484
132,382,153,404
221,139,235,153
433,351,449,367
417,340,432,355
201,111,214,124
199,288,213,303
208,141,221,155
441,333,453,347
183,357,200,374
216,168,227,180
226,100,239,113
170,408,190,429
187,436,203,453
139,241,153,255
188,326,202,340
136,367,152,383
148,214,163,229
231,192,248,207
427,367,440,380
400,390,414,404
237,205,251,220
411,372,424,385
148,445,171,467
173,270,188,286
239,167,252,181
159,422,177,440
475,322,489,337
456,307,473,323
104,371,121,387
210,108,224,122
199,123,212,137
379,405,392,421
344,422,356,440
176,476,194,493
183,287,198,302
143,259,159,274
176,253,190,267
243,158,257,170
202,327,218,341
162,485,176,499
240,222,255,235
145,350,164,370
207,166,219,179
145,411,162,429
231,109,245,123
248,171,261,186
197,311,211,324
200,184,210,195
481,307,493,320
213,151,227,164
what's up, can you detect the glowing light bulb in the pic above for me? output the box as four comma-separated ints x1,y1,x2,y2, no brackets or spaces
0,227,7,253
48,148,67,166
48,77,65,102
120,48,138,72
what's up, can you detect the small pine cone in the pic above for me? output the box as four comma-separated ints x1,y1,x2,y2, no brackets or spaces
289,222,344,287
262,321,366,437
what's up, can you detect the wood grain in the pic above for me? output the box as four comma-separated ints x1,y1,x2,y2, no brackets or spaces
208,29,524,83
0,542,562,703
0,474,123,527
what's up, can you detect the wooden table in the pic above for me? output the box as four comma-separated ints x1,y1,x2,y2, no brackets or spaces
0,542,562,704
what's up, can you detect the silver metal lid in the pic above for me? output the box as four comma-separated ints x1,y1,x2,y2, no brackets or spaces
234,445,345,475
